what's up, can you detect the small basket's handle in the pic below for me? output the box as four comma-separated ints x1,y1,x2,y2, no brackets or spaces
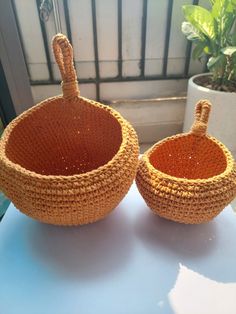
190,100,211,136
52,33,80,99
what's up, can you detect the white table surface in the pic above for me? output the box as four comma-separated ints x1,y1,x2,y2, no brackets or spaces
1,183,236,314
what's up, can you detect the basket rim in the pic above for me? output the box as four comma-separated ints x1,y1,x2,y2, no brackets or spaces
0,95,134,180
142,132,235,183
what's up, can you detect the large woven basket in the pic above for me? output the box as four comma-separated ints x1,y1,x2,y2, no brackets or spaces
0,34,139,225
136,100,236,224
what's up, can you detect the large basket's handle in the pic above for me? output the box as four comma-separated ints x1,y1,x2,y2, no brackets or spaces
52,33,80,99
190,100,211,136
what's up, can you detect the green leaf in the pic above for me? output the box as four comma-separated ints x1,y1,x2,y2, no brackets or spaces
181,21,204,41
207,54,226,69
207,54,227,82
230,30,236,45
207,54,226,70
226,2,235,13
182,5,216,40
228,0,236,10
212,0,229,19
223,14,236,36
192,42,206,60
221,46,236,56
211,0,236,42
207,55,221,69
203,45,212,54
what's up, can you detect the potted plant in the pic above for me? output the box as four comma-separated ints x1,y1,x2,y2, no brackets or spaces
182,0,236,156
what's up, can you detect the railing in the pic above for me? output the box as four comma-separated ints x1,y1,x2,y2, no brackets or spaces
12,0,206,101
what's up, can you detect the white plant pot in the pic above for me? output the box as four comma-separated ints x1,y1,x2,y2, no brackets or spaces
183,73,236,157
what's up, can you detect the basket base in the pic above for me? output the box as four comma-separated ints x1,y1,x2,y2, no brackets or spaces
15,205,117,226
149,207,223,224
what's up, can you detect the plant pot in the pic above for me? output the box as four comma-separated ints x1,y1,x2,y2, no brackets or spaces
183,73,236,157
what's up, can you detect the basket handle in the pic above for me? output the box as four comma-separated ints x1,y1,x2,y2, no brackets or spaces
190,100,211,136
52,33,80,99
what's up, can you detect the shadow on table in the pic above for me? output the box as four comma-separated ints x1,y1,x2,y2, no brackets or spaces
29,205,134,281
134,208,219,259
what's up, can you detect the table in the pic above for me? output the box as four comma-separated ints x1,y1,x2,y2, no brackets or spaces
1,183,236,314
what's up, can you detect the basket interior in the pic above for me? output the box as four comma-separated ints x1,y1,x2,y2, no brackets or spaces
149,134,227,179
5,98,123,175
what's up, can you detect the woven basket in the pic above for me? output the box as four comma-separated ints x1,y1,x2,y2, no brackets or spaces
0,34,139,225
136,100,236,224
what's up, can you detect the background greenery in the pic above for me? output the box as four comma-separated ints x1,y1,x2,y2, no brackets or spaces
182,0,236,91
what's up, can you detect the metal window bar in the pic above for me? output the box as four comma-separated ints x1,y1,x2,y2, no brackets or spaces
140,0,148,78
117,0,122,79
91,0,100,101
13,0,205,100
36,0,54,81
63,0,72,44
162,0,173,77
0,62,16,126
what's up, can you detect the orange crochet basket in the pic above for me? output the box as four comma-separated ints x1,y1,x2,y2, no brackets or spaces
0,34,139,225
136,100,236,224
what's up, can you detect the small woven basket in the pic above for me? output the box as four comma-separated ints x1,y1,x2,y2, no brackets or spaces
0,34,139,225
136,100,236,224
